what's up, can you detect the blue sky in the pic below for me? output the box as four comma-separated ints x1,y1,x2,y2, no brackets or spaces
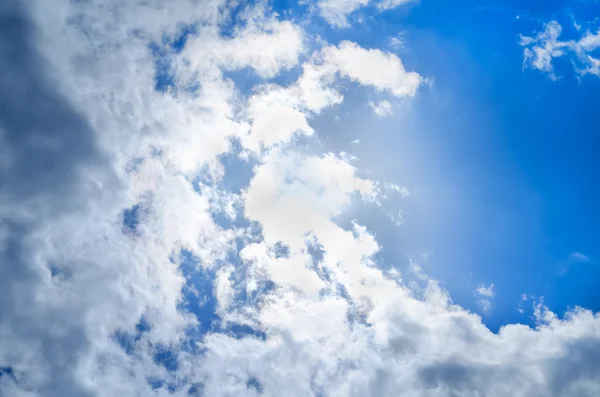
260,0,600,331
2,0,600,396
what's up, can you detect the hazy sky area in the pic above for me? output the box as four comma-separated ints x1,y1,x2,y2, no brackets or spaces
1,0,599,396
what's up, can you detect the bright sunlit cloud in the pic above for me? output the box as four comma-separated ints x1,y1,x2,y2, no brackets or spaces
1,0,600,396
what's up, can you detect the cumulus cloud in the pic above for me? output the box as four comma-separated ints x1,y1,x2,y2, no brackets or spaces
324,41,423,97
2,0,600,396
520,19,600,79
238,41,422,153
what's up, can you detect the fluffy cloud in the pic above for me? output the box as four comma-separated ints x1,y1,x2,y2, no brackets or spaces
180,13,305,79
323,41,423,97
520,20,600,79
239,41,422,153
2,0,600,396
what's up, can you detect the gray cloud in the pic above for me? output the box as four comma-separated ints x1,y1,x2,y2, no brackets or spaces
0,2,113,395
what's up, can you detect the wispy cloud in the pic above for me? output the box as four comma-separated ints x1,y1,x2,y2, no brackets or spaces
476,283,495,297
570,251,591,262
519,19,600,79
369,100,394,117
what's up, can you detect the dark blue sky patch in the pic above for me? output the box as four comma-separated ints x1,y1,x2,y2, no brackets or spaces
222,323,267,341
147,377,179,392
218,0,259,39
112,316,151,355
113,330,136,356
187,383,205,396
273,241,290,259
170,24,197,52
177,249,269,341
47,262,72,280
149,24,202,94
178,250,219,335
136,316,151,333
153,344,179,372
149,42,175,93
148,377,164,390
0,366,15,381
122,204,141,234
247,377,263,393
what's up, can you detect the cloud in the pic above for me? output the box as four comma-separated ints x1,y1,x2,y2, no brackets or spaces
520,19,600,79
0,4,114,395
479,298,492,313
369,100,393,117
181,14,305,79
388,32,407,49
377,0,413,11
476,283,495,298
475,284,495,314
561,252,596,274
2,0,600,396
317,0,370,28
570,251,591,262
316,0,414,28
323,41,423,97
237,41,422,154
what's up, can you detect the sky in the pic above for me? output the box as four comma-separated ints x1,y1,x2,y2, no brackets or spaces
1,0,600,396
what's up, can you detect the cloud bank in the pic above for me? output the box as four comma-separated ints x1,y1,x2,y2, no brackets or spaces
1,1,599,396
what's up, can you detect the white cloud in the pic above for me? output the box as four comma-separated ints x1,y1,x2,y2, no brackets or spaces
384,182,411,198
181,15,305,79
2,1,600,396
215,265,235,314
388,32,407,49
377,0,413,11
519,21,567,79
242,86,314,152
369,100,394,117
476,284,495,313
520,20,600,78
316,0,414,27
476,283,495,297
237,41,422,154
323,41,423,97
317,0,370,28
